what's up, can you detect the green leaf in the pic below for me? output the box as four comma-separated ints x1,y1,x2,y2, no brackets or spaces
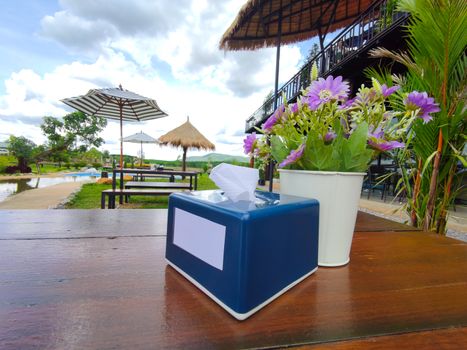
301,131,338,170
270,136,290,164
340,122,373,172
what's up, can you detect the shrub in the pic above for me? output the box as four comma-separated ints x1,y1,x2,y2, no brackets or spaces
0,155,17,174
5,165,31,174
92,162,102,169
73,161,87,169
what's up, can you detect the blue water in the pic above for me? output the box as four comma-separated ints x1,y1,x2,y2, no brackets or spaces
68,172,102,177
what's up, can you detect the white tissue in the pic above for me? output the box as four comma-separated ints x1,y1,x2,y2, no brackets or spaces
209,163,259,202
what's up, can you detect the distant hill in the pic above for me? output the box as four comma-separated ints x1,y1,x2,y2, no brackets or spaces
186,153,249,163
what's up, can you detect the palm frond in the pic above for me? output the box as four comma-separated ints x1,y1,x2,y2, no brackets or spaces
369,47,421,74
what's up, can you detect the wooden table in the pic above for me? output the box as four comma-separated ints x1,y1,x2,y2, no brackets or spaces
112,168,199,204
1,210,466,349
112,168,199,190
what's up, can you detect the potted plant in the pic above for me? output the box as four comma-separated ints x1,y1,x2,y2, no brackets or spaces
243,64,439,266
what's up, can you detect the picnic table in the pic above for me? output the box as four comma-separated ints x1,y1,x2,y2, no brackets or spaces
1,209,466,349
102,168,199,208
112,168,199,192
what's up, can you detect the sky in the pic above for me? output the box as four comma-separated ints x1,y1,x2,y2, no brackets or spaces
0,0,322,161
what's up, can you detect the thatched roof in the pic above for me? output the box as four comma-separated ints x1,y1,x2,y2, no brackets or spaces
158,118,215,150
220,0,375,51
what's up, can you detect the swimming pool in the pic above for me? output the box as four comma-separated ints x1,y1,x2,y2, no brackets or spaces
67,172,102,177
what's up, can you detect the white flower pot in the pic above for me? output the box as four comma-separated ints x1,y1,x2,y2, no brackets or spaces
279,169,365,267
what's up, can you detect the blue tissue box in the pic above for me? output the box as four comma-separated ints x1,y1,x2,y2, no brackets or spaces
165,190,319,320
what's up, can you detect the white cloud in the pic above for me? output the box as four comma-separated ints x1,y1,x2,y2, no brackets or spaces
40,0,303,97
41,11,115,53
0,49,269,160
1,0,305,160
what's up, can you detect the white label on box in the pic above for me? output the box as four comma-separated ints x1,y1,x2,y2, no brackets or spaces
173,208,226,270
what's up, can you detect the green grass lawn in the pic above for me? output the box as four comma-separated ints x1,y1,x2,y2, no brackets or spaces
0,156,72,174
66,174,219,209
31,164,71,174
0,155,16,173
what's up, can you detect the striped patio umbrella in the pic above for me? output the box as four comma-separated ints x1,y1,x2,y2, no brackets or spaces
122,131,159,166
61,85,168,168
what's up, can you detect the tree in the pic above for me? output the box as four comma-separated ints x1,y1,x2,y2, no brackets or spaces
7,136,36,172
102,150,110,164
63,112,107,152
301,43,320,68
262,90,274,117
82,147,103,164
41,111,107,155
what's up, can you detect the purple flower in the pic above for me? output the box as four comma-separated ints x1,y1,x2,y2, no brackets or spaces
368,139,405,152
306,76,349,108
404,91,440,123
381,84,400,98
368,128,404,152
368,127,405,152
278,144,305,168
369,127,384,139
324,131,336,143
338,97,355,110
263,105,285,132
303,96,320,110
289,103,299,114
243,133,257,154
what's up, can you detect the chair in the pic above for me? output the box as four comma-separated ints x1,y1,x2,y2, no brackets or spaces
362,165,390,201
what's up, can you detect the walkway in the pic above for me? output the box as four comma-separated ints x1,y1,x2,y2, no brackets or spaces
0,181,85,209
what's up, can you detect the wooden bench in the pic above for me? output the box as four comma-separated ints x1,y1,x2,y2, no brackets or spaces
124,181,191,190
132,174,175,181
101,188,186,209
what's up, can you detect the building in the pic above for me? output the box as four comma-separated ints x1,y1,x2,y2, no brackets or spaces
0,141,9,155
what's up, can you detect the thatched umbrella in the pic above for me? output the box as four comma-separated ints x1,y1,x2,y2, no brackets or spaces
158,117,215,172
219,0,374,51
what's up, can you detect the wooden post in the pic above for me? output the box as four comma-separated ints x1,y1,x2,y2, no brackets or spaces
182,147,187,172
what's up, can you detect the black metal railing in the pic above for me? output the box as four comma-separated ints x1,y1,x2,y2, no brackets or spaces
245,0,408,132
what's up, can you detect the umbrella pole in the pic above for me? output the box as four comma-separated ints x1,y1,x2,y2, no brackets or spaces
119,103,124,205
119,106,123,169
268,2,282,193
182,147,187,172
141,141,143,166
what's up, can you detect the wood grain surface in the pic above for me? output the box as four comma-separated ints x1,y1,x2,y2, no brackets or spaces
0,210,465,349
0,210,416,239
293,327,467,349
0,209,168,239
